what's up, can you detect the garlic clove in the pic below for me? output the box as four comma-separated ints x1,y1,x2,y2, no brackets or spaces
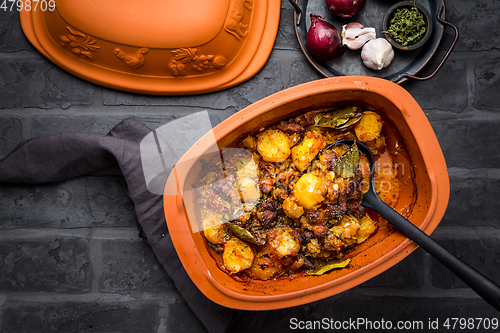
342,22,376,50
361,38,395,70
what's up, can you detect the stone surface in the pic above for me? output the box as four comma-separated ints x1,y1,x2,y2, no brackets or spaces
31,115,120,137
0,115,24,157
164,303,208,333
274,3,302,51
0,10,35,52
446,0,500,52
0,177,136,229
99,240,174,293
404,57,468,112
432,119,500,169
443,174,500,227
0,238,91,293
359,248,425,289
2,300,160,333
0,56,94,109
0,0,499,332
430,237,500,289
474,58,500,111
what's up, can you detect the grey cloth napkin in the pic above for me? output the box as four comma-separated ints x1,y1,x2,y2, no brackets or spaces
0,117,308,332
0,118,239,332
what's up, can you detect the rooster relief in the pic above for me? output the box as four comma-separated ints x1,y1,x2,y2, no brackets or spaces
114,47,149,71
225,0,253,40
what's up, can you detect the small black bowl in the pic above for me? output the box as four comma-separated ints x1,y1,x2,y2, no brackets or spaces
383,1,433,51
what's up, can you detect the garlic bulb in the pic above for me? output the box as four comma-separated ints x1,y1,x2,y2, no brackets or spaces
342,22,376,50
361,38,395,70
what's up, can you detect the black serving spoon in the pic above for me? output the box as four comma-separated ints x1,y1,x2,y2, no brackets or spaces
329,139,500,312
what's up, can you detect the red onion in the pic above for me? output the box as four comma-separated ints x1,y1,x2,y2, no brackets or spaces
325,0,366,18
306,14,344,62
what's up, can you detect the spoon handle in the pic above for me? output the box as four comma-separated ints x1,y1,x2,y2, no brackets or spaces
362,190,500,312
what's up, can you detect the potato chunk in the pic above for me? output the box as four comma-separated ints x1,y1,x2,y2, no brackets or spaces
354,111,384,142
246,244,284,280
294,173,327,210
330,215,361,247
223,237,255,274
257,129,291,163
202,214,229,245
237,176,261,205
355,214,377,244
268,226,300,259
291,131,324,172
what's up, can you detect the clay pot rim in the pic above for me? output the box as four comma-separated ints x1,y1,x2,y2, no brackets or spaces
163,76,450,310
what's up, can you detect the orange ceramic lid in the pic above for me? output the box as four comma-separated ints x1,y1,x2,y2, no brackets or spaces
163,76,450,310
19,0,280,95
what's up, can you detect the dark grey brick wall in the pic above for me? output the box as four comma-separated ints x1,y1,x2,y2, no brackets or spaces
0,238,91,293
99,240,176,294
2,300,160,333
1,1,500,332
0,178,136,229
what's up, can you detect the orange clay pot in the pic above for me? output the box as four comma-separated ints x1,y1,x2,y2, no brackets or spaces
19,0,280,95
163,76,450,310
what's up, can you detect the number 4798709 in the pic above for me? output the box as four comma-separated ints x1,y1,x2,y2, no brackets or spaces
443,318,499,330
1,0,56,11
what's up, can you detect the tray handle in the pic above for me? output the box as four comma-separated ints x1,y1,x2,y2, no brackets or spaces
289,0,303,26
393,5,459,85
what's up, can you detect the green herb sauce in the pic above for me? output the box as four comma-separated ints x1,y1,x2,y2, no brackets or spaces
388,6,426,46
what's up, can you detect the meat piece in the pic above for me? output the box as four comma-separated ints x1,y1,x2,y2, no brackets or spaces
346,170,364,199
206,194,228,212
260,210,277,229
258,159,276,175
338,191,347,208
323,232,344,253
300,230,315,244
346,200,366,219
294,111,316,127
211,177,232,197
258,197,280,228
271,187,287,201
277,121,306,133
260,197,277,211
320,151,338,170
259,177,275,194
312,225,328,238
325,202,347,221
306,209,327,225
300,254,315,269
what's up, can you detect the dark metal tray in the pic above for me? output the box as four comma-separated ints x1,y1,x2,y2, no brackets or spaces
290,0,458,84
